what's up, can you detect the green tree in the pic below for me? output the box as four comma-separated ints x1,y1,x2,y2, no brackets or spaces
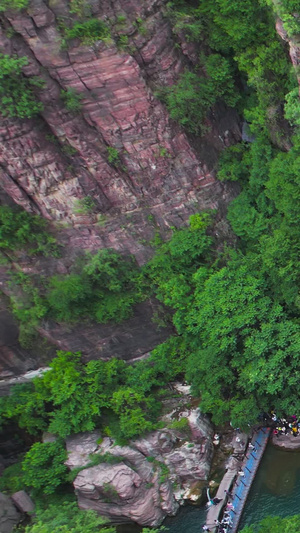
0,382,48,435
240,514,300,533
0,205,57,255
22,441,68,494
47,249,145,324
24,502,116,533
159,54,239,134
65,19,110,45
47,274,93,322
111,388,158,439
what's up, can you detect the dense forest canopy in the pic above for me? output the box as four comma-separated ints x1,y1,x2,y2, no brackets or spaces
1,0,300,528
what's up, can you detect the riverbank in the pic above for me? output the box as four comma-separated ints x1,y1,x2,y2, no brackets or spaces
271,431,300,450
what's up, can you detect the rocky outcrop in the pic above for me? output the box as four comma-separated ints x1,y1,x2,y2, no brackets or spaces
0,493,20,533
37,300,174,363
66,408,214,526
0,0,240,375
275,16,300,74
271,431,300,449
11,491,35,514
0,279,173,378
0,0,240,257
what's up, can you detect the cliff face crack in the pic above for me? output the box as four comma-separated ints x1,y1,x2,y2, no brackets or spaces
0,164,42,215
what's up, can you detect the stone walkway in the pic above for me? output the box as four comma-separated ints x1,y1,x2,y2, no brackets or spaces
206,428,271,532
206,432,248,530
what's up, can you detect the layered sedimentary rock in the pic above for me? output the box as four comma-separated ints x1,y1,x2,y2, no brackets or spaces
0,0,240,258
0,0,241,372
66,408,214,526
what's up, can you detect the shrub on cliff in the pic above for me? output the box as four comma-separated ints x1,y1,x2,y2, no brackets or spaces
0,54,43,118
65,18,111,45
61,88,83,113
22,441,68,494
0,205,58,256
48,249,146,323
0,0,28,11
159,54,240,134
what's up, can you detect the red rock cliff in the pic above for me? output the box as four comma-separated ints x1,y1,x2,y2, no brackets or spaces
0,0,241,376
0,0,241,261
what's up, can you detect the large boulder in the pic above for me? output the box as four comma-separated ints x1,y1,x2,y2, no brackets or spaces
66,408,214,526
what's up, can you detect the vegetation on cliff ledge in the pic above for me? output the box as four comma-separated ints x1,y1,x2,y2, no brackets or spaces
0,54,43,118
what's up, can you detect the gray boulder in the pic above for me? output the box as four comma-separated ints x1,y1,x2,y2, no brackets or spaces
0,493,20,533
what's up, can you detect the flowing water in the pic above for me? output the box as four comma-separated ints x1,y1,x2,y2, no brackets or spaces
165,443,300,533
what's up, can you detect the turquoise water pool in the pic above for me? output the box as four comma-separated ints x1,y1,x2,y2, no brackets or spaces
238,443,300,530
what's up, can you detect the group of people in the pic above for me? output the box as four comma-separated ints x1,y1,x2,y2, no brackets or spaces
202,502,234,531
202,493,235,532
202,410,300,532
270,412,300,438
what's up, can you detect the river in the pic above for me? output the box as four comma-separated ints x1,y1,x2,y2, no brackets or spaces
165,442,300,533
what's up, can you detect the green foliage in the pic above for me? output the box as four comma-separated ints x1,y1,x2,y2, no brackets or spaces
0,0,28,12
240,514,300,533
166,0,292,134
48,274,92,323
61,88,83,112
65,19,111,44
107,146,121,166
9,272,49,348
111,387,158,439
0,382,48,435
62,143,78,156
0,206,58,256
74,196,96,214
48,249,145,324
133,17,147,36
144,212,213,333
159,54,240,134
1,336,190,441
168,417,189,430
284,87,300,126
102,482,119,501
69,0,91,18
0,461,24,493
0,54,43,118
217,143,250,182
24,501,116,533
22,441,68,494
0,205,58,256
